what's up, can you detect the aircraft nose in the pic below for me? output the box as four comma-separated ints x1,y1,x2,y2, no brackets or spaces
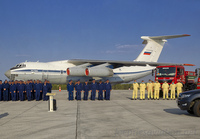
5,70,11,79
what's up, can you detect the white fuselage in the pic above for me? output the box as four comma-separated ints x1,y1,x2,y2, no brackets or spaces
6,60,154,84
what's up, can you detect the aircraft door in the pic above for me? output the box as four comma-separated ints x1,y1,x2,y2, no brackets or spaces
42,70,48,82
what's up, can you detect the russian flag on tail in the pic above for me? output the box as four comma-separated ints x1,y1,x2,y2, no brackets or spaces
143,51,151,55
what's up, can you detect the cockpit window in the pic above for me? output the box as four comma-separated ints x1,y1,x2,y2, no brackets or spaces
10,63,26,70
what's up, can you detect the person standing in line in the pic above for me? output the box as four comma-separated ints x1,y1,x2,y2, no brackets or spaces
105,79,112,100
8,80,12,100
29,80,34,100
18,81,25,101
170,81,176,100
162,81,169,100
26,80,33,101
74,81,78,100
83,80,90,100
32,80,36,100
75,80,82,100
10,81,17,101
15,80,19,100
90,79,98,100
0,80,3,101
42,81,48,101
98,80,105,100
3,80,10,101
67,80,74,101
154,80,161,100
140,80,146,100
132,80,139,100
23,81,26,100
35,80,42,101
147,79,153,100
46,80,52,100
39,80,43,100
176,81,183,98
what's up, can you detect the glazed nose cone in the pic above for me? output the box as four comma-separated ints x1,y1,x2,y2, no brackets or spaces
5,70,11,79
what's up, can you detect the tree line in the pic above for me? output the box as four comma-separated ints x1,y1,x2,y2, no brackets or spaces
52,84,134,90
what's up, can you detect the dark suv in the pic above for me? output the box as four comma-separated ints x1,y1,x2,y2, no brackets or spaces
177,89,200,117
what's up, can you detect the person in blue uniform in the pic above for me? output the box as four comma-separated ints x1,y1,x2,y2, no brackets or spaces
8,80,12,100
42,81,48,101
32,80,36,100
18,81,25,101
34,80,42,101
83,80,90,100
26,80,33,101
67,80,74,100
47,80,52,93
105,79,112,100
3,80,10,101
75,80,82,100
46,80,52,100
74,81,78,100
23,81,27,100
29,80,34,100
98,80,105,100
15,80,19,100
90,79,98,100
10,81,17,101
39,80,43,100
0,80,3,101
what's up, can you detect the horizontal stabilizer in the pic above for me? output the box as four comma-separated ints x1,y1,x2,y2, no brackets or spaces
148,34,190,40
135,34,190,62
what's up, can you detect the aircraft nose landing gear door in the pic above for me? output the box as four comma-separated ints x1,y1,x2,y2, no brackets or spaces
42,70,48,82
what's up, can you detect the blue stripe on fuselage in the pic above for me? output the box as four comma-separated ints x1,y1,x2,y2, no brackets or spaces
13,69,66,73
13,69,151,75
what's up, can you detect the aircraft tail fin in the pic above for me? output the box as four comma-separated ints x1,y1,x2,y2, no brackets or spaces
134,34,190,62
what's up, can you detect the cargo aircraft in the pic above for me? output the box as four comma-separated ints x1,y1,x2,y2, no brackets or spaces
5,34,193,84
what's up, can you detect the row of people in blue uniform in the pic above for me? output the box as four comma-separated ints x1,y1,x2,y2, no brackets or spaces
67,79,112,101
0,80,52,101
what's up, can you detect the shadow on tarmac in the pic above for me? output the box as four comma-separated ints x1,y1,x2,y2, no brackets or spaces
163,108,197,117
0,112,9,119
126,97,133,100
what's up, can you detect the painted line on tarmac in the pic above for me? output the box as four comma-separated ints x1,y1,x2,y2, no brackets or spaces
75,101,81,139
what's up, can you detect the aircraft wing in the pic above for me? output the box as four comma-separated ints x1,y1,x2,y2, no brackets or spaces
68,59,194,68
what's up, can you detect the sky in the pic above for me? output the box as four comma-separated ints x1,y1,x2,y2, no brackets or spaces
0,0,200,81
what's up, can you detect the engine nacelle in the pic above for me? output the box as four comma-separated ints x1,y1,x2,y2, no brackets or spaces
67,67,86,76
85,67,113,77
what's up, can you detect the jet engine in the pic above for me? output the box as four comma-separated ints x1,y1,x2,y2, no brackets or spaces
67,63,91,76
67,67,86,76
85,67,113,77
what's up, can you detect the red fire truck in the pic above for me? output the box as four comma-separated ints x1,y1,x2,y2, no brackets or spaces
154,65,197,91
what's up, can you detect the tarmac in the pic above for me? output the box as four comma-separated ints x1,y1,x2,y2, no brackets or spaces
0,90,200,139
